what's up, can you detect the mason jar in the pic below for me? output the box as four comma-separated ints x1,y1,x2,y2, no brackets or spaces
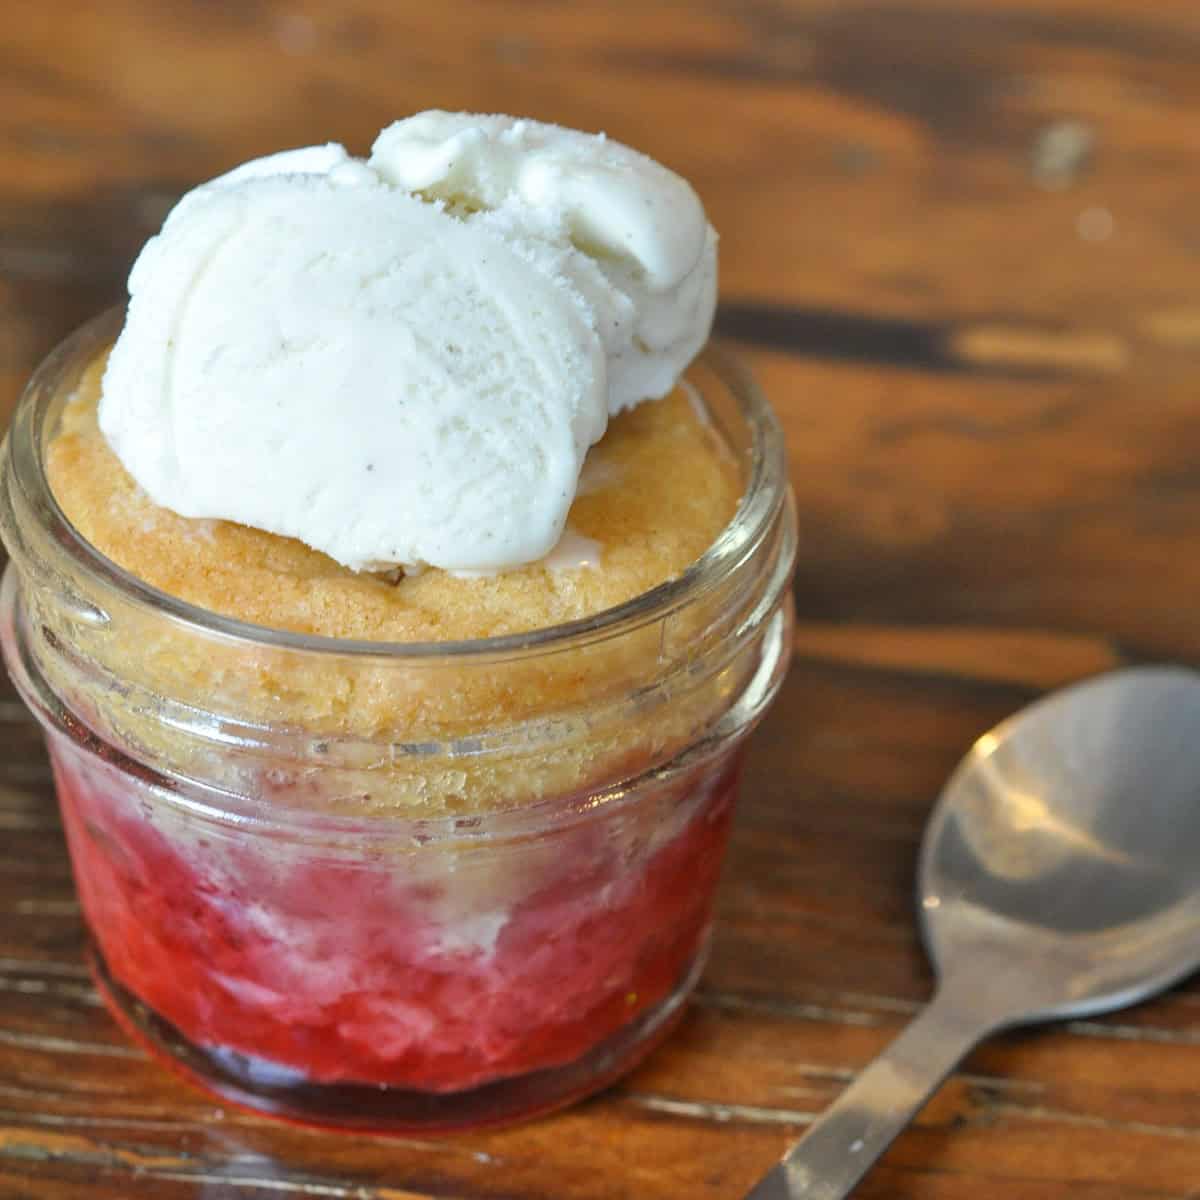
0,310,796,1132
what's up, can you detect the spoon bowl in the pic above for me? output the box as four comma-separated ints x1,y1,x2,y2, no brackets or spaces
747,666,1200,1199
921,665,1200,1023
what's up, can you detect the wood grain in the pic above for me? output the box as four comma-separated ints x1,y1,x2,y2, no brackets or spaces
4,0,1200,1196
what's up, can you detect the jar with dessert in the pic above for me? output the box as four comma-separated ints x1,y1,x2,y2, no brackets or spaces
0,112,796,1131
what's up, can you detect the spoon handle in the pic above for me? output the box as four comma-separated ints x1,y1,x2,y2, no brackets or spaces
743,976,999,1199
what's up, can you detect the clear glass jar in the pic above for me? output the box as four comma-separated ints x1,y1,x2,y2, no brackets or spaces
0,310,796,1132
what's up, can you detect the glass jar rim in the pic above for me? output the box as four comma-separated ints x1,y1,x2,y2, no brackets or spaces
6,308,788,664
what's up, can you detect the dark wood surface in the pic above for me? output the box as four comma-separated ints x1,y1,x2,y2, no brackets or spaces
4,1,1200,1195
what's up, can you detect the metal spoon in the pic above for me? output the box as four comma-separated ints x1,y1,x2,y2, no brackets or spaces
745,665,1200,1199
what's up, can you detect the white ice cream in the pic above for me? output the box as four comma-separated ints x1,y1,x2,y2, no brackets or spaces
99,112,717,573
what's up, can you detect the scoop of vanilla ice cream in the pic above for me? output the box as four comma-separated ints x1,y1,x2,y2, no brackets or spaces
370,112,717,413
99,113,717,573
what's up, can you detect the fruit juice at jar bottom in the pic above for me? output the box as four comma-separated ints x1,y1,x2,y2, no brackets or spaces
49,726,741,1121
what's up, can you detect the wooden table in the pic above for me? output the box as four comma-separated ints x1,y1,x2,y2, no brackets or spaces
4,1,1200,1195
